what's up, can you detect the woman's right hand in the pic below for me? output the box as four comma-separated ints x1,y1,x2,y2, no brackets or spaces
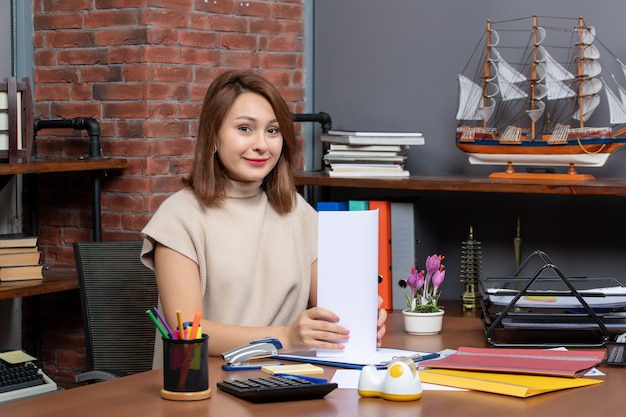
285,306,350,351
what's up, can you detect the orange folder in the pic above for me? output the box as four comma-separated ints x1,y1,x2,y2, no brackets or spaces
369,201,392,311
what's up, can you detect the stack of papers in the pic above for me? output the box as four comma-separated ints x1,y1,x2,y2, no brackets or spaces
417,346,605,377
320,130,424,178
416,346,606,397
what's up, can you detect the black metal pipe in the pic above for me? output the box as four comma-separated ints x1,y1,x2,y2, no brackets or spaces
34,117,102,159
292,112,333,133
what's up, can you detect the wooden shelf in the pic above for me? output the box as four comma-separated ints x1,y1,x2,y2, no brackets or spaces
0,156,128,176
293,170,626,197
0,268,79,300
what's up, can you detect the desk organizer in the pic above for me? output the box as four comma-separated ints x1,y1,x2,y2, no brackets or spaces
603,342,626,366
480,251,626,348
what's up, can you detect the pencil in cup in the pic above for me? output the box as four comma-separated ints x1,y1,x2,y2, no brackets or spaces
176,323,203,390
152,307,174,338
176,310,185,339
146,309,170,339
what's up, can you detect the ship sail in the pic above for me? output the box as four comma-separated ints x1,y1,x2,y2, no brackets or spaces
492,48,528,101
612,74,626,109
526,100,545,122
619,59,626,84
603,79,626,125
536,46,576,100
456,74,496,121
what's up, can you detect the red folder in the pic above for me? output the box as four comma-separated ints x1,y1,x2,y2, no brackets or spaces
418,346,605,378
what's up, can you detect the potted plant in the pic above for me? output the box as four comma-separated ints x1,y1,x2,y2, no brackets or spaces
399,254,445,335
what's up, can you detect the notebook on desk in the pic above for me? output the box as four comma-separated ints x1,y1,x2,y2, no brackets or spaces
272,347,439,370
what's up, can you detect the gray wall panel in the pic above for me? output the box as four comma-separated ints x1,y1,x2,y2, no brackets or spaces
314,0,626,177
314,1,626,298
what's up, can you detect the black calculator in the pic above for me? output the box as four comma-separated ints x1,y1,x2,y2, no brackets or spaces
216,374,338,403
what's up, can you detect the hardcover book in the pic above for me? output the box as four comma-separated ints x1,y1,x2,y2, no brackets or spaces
0,233,38,249
0,251,41,267
0,264,44,281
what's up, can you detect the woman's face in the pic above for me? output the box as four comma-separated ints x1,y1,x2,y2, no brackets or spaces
216,92,283,183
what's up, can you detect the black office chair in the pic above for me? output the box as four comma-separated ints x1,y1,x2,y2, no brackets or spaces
73,240,158,383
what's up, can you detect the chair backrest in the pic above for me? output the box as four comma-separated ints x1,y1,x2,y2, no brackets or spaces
74,241,157,376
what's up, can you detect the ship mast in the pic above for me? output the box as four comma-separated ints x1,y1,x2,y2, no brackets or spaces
483,19,492,131
576,16,586,130
529,15,539,140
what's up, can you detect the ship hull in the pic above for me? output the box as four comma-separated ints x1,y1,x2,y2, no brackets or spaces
456,135,626,167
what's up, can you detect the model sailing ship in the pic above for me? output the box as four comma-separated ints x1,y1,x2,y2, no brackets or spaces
456,15,626,178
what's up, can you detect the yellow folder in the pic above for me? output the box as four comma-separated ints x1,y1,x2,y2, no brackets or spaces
418,369,603,398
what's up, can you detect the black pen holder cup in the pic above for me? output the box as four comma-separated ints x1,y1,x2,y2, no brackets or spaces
603,341,626,366
161,334,211,401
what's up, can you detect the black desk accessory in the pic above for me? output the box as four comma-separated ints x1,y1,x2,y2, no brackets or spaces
217,374,337,403
480,250,626,347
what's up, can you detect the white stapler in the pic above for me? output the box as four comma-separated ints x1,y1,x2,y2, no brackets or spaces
221,337,283,371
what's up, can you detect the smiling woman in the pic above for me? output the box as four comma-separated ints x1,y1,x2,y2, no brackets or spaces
139,71,388,365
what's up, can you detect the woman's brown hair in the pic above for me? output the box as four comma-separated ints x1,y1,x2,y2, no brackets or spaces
183,71,297,213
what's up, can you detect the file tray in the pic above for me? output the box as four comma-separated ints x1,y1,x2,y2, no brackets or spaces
479,250,625,348
483,277,626,309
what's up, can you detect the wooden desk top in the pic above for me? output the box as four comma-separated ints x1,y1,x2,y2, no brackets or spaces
0,268,79,300
294,170,626,197
1,309,623,417
0,157,128,176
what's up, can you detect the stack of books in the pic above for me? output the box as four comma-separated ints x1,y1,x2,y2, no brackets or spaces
321,130,424,178
0,234,43,281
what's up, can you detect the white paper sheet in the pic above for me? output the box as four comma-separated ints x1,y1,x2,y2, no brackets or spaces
317,210,379,357
331,369,466,391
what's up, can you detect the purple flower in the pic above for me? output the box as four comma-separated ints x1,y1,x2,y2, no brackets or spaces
400,254,445,313
406,265,424,297
432,269,445,293
425,254,442,274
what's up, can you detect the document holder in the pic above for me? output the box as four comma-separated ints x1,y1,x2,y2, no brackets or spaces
480,250,626,348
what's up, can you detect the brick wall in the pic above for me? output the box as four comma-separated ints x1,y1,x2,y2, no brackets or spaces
26,0,306,385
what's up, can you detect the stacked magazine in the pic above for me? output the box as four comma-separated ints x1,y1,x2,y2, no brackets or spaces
321,130,424,178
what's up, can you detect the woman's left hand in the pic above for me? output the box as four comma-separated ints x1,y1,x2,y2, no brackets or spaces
376,296,387,347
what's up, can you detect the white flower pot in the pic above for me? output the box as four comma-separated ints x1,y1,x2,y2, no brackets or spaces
402,309,444,335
